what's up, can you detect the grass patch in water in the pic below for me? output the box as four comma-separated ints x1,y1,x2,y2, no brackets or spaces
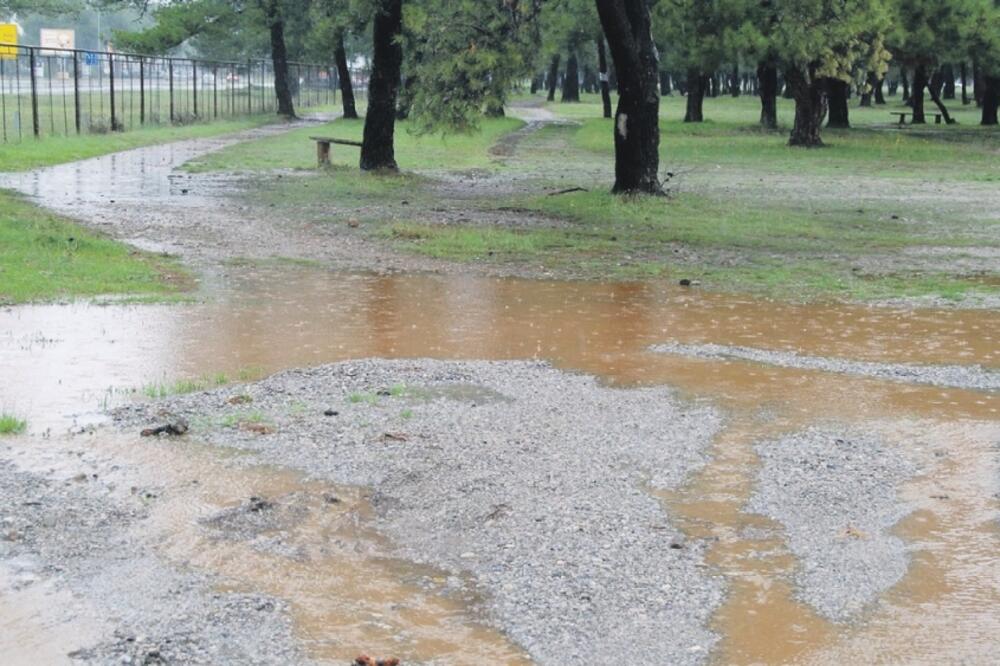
0,414,27,435
0,191,189,304
141,367,264,399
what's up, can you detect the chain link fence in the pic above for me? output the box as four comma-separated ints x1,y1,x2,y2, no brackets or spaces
0,43,367,143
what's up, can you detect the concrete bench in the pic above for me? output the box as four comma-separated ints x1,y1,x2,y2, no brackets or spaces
309,136,363,166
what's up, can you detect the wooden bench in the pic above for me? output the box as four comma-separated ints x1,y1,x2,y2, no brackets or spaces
309,136,363,166
890,111,943,126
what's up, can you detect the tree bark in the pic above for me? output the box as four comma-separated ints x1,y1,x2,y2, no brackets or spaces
659,70,672,95
561,52,580,102
911,63,928,124
786,65,826,147
874,76,886,104
960,62,969,105
684,69,705,122
530,75,540,95
730,64,740,97
546,54,560,102
826,78,850,128
595,0,663,194
334,31,358,119
973,60,983,107
597,35,613,119
757,61,777,129
901,68,911,104
927,68,955,124
264,0,295,118
981,75,999,125
360,0,403,171
942,63,956,99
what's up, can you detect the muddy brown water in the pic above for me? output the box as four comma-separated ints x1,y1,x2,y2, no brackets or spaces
3,265,999,663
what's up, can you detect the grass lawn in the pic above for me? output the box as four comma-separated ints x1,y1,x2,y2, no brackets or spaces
183,116,524,172
0,190,187,304
165,93,998,304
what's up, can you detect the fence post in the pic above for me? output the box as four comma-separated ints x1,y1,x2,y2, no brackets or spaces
139,56,145,125
29,47,40,137
109,52,117,130
247,60,253,115
192,59,198,117
72,51,81,134
168,59,175,122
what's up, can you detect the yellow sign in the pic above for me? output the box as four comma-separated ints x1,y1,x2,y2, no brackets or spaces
0,24,17,60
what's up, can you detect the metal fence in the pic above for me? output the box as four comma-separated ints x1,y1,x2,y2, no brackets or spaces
0,43,364,143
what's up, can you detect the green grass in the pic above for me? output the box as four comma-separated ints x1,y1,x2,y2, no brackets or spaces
0,117,274,172
0,414,27,435
141,368,262,399
0,191,188,304
184,116,525,172
548,93,999,181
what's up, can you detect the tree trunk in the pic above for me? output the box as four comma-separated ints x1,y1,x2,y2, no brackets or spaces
860,75,873,107
961,62,969,105
901,68,910,104
730,64,740,97
874,76,886,104
597,35,613,119
360,0,403,171
980,75,998,126
757,61,777,129
786,66,826,147
546,54,560,102
660,70,672,95
911,64,928,124
927,68,955,124
561,52,580,102
826,78,850,128
942,64,956,99
530,75,540,95
684,69,705,122
264,0,295,118
595,0,662,194
334,31,358,119
973,60,983,107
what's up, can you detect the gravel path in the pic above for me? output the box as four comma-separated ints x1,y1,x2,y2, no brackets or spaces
747,428,919,621
0,455,306,665
652,342,1000,392
113,358,726,665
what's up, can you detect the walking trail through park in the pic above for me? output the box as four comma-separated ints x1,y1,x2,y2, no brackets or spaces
1,109,999,664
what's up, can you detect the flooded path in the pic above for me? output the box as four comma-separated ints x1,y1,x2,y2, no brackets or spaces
3,265,999,663
2,125,1000,663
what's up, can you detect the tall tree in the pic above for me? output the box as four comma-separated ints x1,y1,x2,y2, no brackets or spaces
262,0,296,117
360,0,403,170
595,0,662,194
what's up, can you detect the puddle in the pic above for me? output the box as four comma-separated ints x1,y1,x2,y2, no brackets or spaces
3,265,999,662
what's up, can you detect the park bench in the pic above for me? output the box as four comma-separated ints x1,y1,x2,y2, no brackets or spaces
309,136,363,167
890,111,944,126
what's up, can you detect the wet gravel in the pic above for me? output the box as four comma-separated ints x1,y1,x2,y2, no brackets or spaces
114,358,726,665
747,428,919,621
652,342,1000,392
0,456,306,665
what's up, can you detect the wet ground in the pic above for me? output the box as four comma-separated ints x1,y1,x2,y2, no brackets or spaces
2,116,1000,664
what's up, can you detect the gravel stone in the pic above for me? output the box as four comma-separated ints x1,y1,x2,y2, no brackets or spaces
746,428,919,621
652,342,1000,392
114,358,726,664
